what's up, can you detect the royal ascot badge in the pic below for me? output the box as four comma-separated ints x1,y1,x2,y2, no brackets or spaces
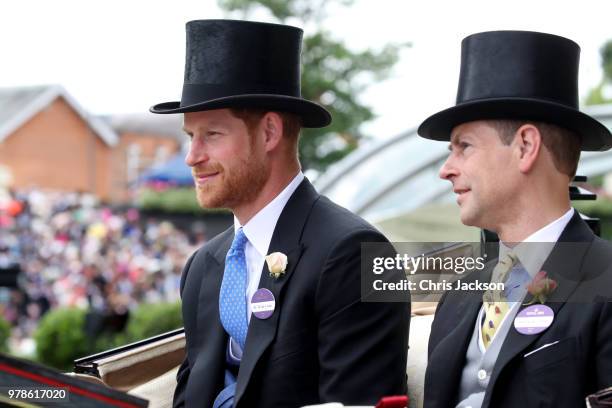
266,252,288,279
514,304,554,335
251,288,275,319
524,270,558,305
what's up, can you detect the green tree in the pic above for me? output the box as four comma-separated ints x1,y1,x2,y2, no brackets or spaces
33,304,183,371
585,40,612,105
124,302,182,342
34,308,90,371
0,315,10,353
218,0,409,172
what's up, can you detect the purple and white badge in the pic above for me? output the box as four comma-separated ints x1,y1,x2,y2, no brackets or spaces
514,305,554,335
251,288,276,320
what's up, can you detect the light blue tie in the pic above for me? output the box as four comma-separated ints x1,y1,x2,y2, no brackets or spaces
219,228,249,350
504,262,532,302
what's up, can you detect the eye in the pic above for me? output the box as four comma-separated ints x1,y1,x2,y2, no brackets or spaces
455,140,473,152
206,131,222,139
448,141,470,153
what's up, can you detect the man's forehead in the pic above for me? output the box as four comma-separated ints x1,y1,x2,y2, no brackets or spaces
449,127,468,144
450,122,472,142
183,109,233,130
449,131,462,144
450,120,495,142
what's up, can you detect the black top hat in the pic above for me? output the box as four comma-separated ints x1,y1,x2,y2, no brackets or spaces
418,31,612,151
150,19,331,128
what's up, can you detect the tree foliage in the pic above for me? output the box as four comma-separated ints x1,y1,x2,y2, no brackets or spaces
33,303,183,371
123,302,182,343
34,308,90,371
218,0,408,172
0,316,10,353
137,187,229,214
585,40,612,105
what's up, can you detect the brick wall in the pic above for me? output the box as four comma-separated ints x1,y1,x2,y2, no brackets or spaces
0,97,111,197
0,97,181,203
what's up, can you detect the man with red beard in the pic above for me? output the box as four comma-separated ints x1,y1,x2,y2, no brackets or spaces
150,20,409,408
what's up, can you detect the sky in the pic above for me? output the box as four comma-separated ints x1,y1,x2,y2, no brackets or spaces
2,0,611,139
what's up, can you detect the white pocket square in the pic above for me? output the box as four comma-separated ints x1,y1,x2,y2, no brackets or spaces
523,340,560,358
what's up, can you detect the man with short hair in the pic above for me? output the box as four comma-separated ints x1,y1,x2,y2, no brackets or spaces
151,19,410,408
418,31,612,408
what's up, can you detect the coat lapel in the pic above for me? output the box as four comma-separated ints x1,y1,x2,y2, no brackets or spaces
483,212,594,407
187,228,233,406
198,227,234,344
427,295,482,407
426,262,493,408
234,179,319,404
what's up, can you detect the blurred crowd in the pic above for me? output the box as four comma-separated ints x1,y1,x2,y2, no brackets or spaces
0,188,202,353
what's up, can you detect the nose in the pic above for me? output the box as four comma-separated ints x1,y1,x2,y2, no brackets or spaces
439,155,458,181
185,138,208,167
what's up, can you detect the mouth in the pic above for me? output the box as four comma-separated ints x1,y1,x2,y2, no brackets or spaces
453,188,470,204
194,172,220,185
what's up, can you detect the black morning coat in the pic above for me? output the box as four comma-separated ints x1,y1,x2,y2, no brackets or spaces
425,211,612,408
174,179,410,407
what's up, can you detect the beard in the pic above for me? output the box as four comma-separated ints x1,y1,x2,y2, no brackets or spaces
193,153,270,210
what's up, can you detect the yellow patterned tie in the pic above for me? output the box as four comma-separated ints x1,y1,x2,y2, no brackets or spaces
481,252,519,349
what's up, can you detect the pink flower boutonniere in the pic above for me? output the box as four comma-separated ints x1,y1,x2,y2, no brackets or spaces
524,270,558,305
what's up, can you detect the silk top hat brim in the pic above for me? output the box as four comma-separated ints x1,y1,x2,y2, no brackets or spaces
151,94,331,128
150,19,331,129
418,30,612,151
418,97,612,151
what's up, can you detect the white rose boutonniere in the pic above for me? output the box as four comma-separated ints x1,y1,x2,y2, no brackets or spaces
266,252,288,279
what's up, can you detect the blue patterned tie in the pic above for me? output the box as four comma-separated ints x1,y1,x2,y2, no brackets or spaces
219,228,249,349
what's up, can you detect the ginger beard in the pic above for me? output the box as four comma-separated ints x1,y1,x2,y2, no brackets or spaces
193,136,270,210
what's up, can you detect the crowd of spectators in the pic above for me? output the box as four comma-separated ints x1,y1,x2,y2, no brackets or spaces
0,188,202,354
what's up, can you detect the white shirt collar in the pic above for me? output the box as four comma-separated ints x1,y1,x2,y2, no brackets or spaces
234,172,304,258
499,207,574,278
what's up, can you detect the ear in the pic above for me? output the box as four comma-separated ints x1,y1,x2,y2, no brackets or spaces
261,112,284,153
514,123,542,174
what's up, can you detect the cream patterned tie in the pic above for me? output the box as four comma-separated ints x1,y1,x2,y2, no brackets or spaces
481,252,519,349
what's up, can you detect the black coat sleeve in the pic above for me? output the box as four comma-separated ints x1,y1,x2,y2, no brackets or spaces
315,229,410,405
173,251,197,408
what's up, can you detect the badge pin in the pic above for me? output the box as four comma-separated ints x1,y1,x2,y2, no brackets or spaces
251,288,275,320
514,304,554,335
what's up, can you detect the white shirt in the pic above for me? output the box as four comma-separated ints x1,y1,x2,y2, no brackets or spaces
498,207,575,279
476,207,575,352
228,172,304,359
234,171,304,322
